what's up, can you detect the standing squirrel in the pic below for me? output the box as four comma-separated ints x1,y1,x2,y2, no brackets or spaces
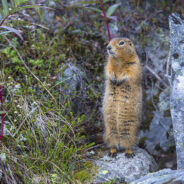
103,37,142,158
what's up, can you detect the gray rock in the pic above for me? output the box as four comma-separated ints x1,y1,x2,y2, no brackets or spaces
109,22,119,36
34,114,50,137
169,13,184,169
94,148,158,183
145,29,169,74
131,168,184,184
140,111,173,153
139,88,174,153
58,63,86,94
40,0,56,25
58,63,87,113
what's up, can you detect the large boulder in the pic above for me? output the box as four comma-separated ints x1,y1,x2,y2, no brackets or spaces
94,148,158,183
58,63,87,113
131,168,184,184
169,13,184,170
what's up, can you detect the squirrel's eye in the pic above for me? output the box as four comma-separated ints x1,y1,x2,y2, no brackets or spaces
119,41,124,46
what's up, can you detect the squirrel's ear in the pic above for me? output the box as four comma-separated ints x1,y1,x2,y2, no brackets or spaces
128,41,132,46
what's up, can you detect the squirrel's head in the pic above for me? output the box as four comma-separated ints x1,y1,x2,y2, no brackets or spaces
107,38,136,60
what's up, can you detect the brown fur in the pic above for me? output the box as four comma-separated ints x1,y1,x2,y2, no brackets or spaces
103,37,142,157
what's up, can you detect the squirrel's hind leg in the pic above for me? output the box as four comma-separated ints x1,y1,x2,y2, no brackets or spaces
125,149,135,158
108,147,117,157
105,128,119,157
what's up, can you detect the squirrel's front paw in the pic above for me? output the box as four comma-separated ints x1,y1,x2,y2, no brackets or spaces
110,78,117,85
109,73,116,85
116,80,124,86
116,76,128,86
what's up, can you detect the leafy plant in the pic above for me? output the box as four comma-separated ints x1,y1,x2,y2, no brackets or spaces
55,0,120,18
0,0,51,39
106,3,121,17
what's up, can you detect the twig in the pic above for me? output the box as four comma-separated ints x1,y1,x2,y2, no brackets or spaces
0,86,4,140
8,166,17,184
0,157,11,183
13,106,38,137
0,14,11,26
60,18,75,34
151,80,158,111
99,0,111,41
86,143,104,151
166,50,171,76
166,50,172,86
145,64,168,87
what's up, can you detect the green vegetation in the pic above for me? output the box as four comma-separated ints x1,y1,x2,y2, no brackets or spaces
0,1,103,183
0,30,96,182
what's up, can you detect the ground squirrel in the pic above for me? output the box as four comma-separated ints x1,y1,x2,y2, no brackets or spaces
103,37,142,158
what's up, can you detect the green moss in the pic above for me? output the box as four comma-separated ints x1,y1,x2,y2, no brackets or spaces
75,169,91,182
74,161,97,183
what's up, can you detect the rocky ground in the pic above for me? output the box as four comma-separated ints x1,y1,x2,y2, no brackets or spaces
94,148,158,183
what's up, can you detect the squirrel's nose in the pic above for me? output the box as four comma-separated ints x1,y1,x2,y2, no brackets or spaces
107,45,112,50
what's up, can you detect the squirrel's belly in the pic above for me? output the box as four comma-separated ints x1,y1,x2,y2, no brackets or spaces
116,84,140,141
103,89,117,124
